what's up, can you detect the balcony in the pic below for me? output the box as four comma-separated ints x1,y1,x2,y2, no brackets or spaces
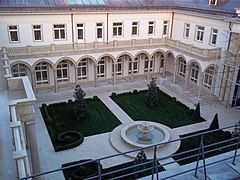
4,38,221,61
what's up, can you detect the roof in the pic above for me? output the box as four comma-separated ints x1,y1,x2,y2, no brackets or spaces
0,0,240,16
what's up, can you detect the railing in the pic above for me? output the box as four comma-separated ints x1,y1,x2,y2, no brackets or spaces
19,124,240,180
4,38,221,61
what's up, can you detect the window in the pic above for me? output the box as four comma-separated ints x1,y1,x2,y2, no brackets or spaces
98,59,105,78
12,64,26,77
8,25,19,42
148,21,155,35
77,23,84,40
144,57,153,73
96,23,103,39
163,21,169,36
78,59,87,80
190,63,199,83
210,29,218,45
129,58,138,74
57,60,68,82
35,62,48,85
113,22,123,37
160,54,164,68
178,58,186,77
184,23,190,38
32,25,43,41
204,67,214,89
116,59,123,76
54,24,66,40
195,25,205,42
132,22,139,36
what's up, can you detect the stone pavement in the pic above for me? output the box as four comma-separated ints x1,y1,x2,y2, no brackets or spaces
98,94,133,124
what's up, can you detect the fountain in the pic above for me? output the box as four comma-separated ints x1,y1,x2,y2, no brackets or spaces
121,121,170,148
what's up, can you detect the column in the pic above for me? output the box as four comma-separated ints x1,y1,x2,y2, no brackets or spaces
162,58,166,78
198,73,204,97
113,63,116,85
184,68,190,91
130,60,134,83
31,72,37,94
147,59,150,80
25,121,41,178
75,67,78,86
94,65,98,87
54,69,58,93
172,63,177,84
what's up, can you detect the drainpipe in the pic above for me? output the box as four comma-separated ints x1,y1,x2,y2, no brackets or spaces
71,13,74,43
227,22,232,51
170,12,174,39
107,13,109,42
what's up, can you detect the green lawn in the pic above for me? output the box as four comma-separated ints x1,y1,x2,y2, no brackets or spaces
111,90,205,128
41,98,121,148
173,129,236,165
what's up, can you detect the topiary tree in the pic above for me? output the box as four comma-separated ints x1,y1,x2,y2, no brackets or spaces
209,113,219,130
74,84,87,120
145,78,158,107
191,103,201,122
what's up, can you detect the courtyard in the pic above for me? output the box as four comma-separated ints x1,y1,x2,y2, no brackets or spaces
32,75,240,180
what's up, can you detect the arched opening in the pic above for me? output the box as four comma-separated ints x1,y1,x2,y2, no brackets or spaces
12,63,29,77
203,66,215,89
165,52,174,74
35,61,54,86
117,54,131,76
189,62,200,83
178,57,187,77
97,56,114,79
151,51,164,73
77,58,95,81
56,59,75,83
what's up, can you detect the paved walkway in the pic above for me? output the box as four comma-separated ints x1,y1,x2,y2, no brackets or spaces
99,94,133,124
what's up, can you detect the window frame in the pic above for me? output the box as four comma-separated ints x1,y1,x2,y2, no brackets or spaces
98,59,105,78
183,23,190,39
163,20,169,36
210,28,218,46
131,21,139,36
113,22,123,37
53,24,67,41
190,63,199,83
96,22,104,40
195,25,205,42
56,60,69,82
12,64,26,77
203,67,214,89
78,59,88,80
32,24,43,42
178,58,186,77
148,21,155,35
76,23,84,41
8,25,20,43
35,62,48,85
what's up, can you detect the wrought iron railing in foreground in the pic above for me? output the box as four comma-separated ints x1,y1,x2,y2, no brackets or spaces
20,124,240,180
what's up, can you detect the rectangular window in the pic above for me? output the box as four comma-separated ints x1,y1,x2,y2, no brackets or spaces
210,28,218,45
113,22,123,37
96,23,103,39
195,25,205,42
132,22,139,36
183,23,190,38
77,23,84,40
53,24,66,40
163,21,169,36
33,25,43,41
8,25,19,42
148,21,155,35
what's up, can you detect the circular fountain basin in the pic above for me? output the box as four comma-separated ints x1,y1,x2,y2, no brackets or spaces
121,121,170,148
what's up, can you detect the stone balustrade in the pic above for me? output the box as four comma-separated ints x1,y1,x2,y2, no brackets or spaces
4,38,221,61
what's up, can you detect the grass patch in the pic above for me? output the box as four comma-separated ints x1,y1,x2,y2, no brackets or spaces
62,159,165,180
173,129,236,165
111,90,205,128
41,98,121,149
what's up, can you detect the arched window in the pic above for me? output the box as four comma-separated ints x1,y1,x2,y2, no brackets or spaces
78,59,87,80
190,63,199,83
12,64,27,77
144,56,153,73
116,58,123,76
204,66,214,89
178,58,186,77
57,60,68,82
98,58,105,78
35,62,48,85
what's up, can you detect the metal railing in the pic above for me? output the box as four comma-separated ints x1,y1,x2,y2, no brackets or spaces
19,123,240,180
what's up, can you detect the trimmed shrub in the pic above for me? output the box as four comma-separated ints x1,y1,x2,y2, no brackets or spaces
172,97,177,101
224,131,232,139
55,131,84,152
209,113,220,130
191,103,201,122
93,95,98,100
133,89,138,94
42,103,47,108
111,92,117,97
45,117,53,125
68,99,73,104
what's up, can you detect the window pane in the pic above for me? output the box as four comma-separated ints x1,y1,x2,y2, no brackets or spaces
10,31,18,41
34,30,41,40
78,29,83,39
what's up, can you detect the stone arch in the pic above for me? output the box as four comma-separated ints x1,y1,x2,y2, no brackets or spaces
55,57,77,69
175,54,187,65
10,60,32,71
187,59,202,73
10,61,32,79
97,53,116,64
150,49,166,58
203,63,218,73
165,50,175,59
77,55,96,66
116,52,134,61
133,51,151,60
32,59,55,72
